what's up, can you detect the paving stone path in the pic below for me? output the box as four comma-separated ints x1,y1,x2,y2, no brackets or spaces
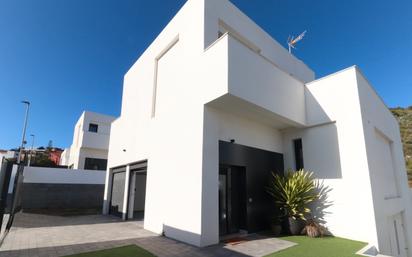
0,213,295,257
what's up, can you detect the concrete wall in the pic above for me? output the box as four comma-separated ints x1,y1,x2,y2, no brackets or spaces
356,68,412,256
22,167,105,210
281,67,412,255
21,184,104,210
24,166,105,184
227,35,306,126
283,67,379,246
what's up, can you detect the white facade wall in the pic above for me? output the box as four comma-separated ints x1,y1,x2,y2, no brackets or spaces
59,149,70,166
61,111,115,169
106,0,207,246
281,67,412,255
104,0,410,252
0,151,16,162
24,166,105,185
283,67,378,246
203,0,314,83
356,70,412,256
105,0,314,247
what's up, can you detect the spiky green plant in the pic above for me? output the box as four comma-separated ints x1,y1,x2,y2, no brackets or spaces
267,170,322,220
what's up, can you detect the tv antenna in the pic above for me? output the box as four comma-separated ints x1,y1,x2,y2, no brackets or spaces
287,30,307,54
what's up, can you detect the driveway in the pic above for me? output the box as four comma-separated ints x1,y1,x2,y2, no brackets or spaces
0,212,294,257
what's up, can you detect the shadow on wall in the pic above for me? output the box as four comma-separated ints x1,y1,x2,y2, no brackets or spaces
305,88,332,126
303,123,342,179
163,225,204,248
309,181,334,227
303,88,343,179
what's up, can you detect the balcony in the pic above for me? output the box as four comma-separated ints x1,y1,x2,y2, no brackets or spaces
203,33,306,128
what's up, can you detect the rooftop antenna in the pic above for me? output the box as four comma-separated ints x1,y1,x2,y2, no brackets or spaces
287,30,307,54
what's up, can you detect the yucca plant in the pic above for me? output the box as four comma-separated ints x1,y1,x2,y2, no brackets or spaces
267,169,319,220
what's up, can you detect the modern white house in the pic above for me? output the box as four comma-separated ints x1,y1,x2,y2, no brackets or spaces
102,0,412,256
60,111,116,170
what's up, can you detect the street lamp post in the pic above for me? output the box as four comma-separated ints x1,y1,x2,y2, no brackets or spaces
17,101,30,164
27,134,35,167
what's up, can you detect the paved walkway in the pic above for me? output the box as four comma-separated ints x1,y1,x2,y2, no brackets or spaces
0,213,295,257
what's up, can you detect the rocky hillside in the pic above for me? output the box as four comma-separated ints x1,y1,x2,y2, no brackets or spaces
391,106,412,186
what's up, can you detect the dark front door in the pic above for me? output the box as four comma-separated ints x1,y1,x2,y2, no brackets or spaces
219,165,246,236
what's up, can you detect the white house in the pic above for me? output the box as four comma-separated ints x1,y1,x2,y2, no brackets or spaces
0,150,17,163
60,111,116,170
102,0,412,256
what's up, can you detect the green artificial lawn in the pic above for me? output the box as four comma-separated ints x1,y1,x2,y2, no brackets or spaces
265,236,367,257
65,245,156,257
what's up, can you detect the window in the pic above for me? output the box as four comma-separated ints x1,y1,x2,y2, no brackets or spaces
84,157,107,170
293,139,304,170
88,123,98,133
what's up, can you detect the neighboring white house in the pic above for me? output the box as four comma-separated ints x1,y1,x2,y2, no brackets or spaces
0,151,16,182
0,150,17,163
60,111,116,170
102,0,412,256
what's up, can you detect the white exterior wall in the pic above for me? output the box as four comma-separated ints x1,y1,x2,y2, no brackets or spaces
61,111,115,169
0,151,16,162
105,0,314,247
59,149,70,166
24,166,105,184
104,0,410,251
283,67,379,246
106,0,206,246
203,0,314,83
282,67,412,255
356,69,412,256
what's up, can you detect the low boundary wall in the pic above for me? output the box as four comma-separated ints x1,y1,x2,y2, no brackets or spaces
21,167,105,210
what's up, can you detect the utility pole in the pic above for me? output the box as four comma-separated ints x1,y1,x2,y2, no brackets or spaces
17,101,30,164
27,134,35,167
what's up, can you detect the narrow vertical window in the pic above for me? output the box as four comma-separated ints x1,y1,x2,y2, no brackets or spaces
293,138,304,170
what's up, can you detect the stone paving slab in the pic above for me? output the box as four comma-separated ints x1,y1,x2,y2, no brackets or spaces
0,213,295,257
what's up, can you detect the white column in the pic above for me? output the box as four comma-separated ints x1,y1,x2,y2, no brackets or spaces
102,168,112,215
122,165,131,220
128,172,136,219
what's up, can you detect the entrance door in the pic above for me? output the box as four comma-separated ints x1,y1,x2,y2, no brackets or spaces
219,165,246,236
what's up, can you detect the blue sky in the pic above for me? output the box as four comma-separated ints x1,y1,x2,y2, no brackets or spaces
0,0,411,150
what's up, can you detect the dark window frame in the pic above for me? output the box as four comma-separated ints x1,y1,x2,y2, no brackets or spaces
84,157,107,170
293,138,304,170
88,123,98,133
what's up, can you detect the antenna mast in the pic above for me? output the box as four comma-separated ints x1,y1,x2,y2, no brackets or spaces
287,30,307,54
